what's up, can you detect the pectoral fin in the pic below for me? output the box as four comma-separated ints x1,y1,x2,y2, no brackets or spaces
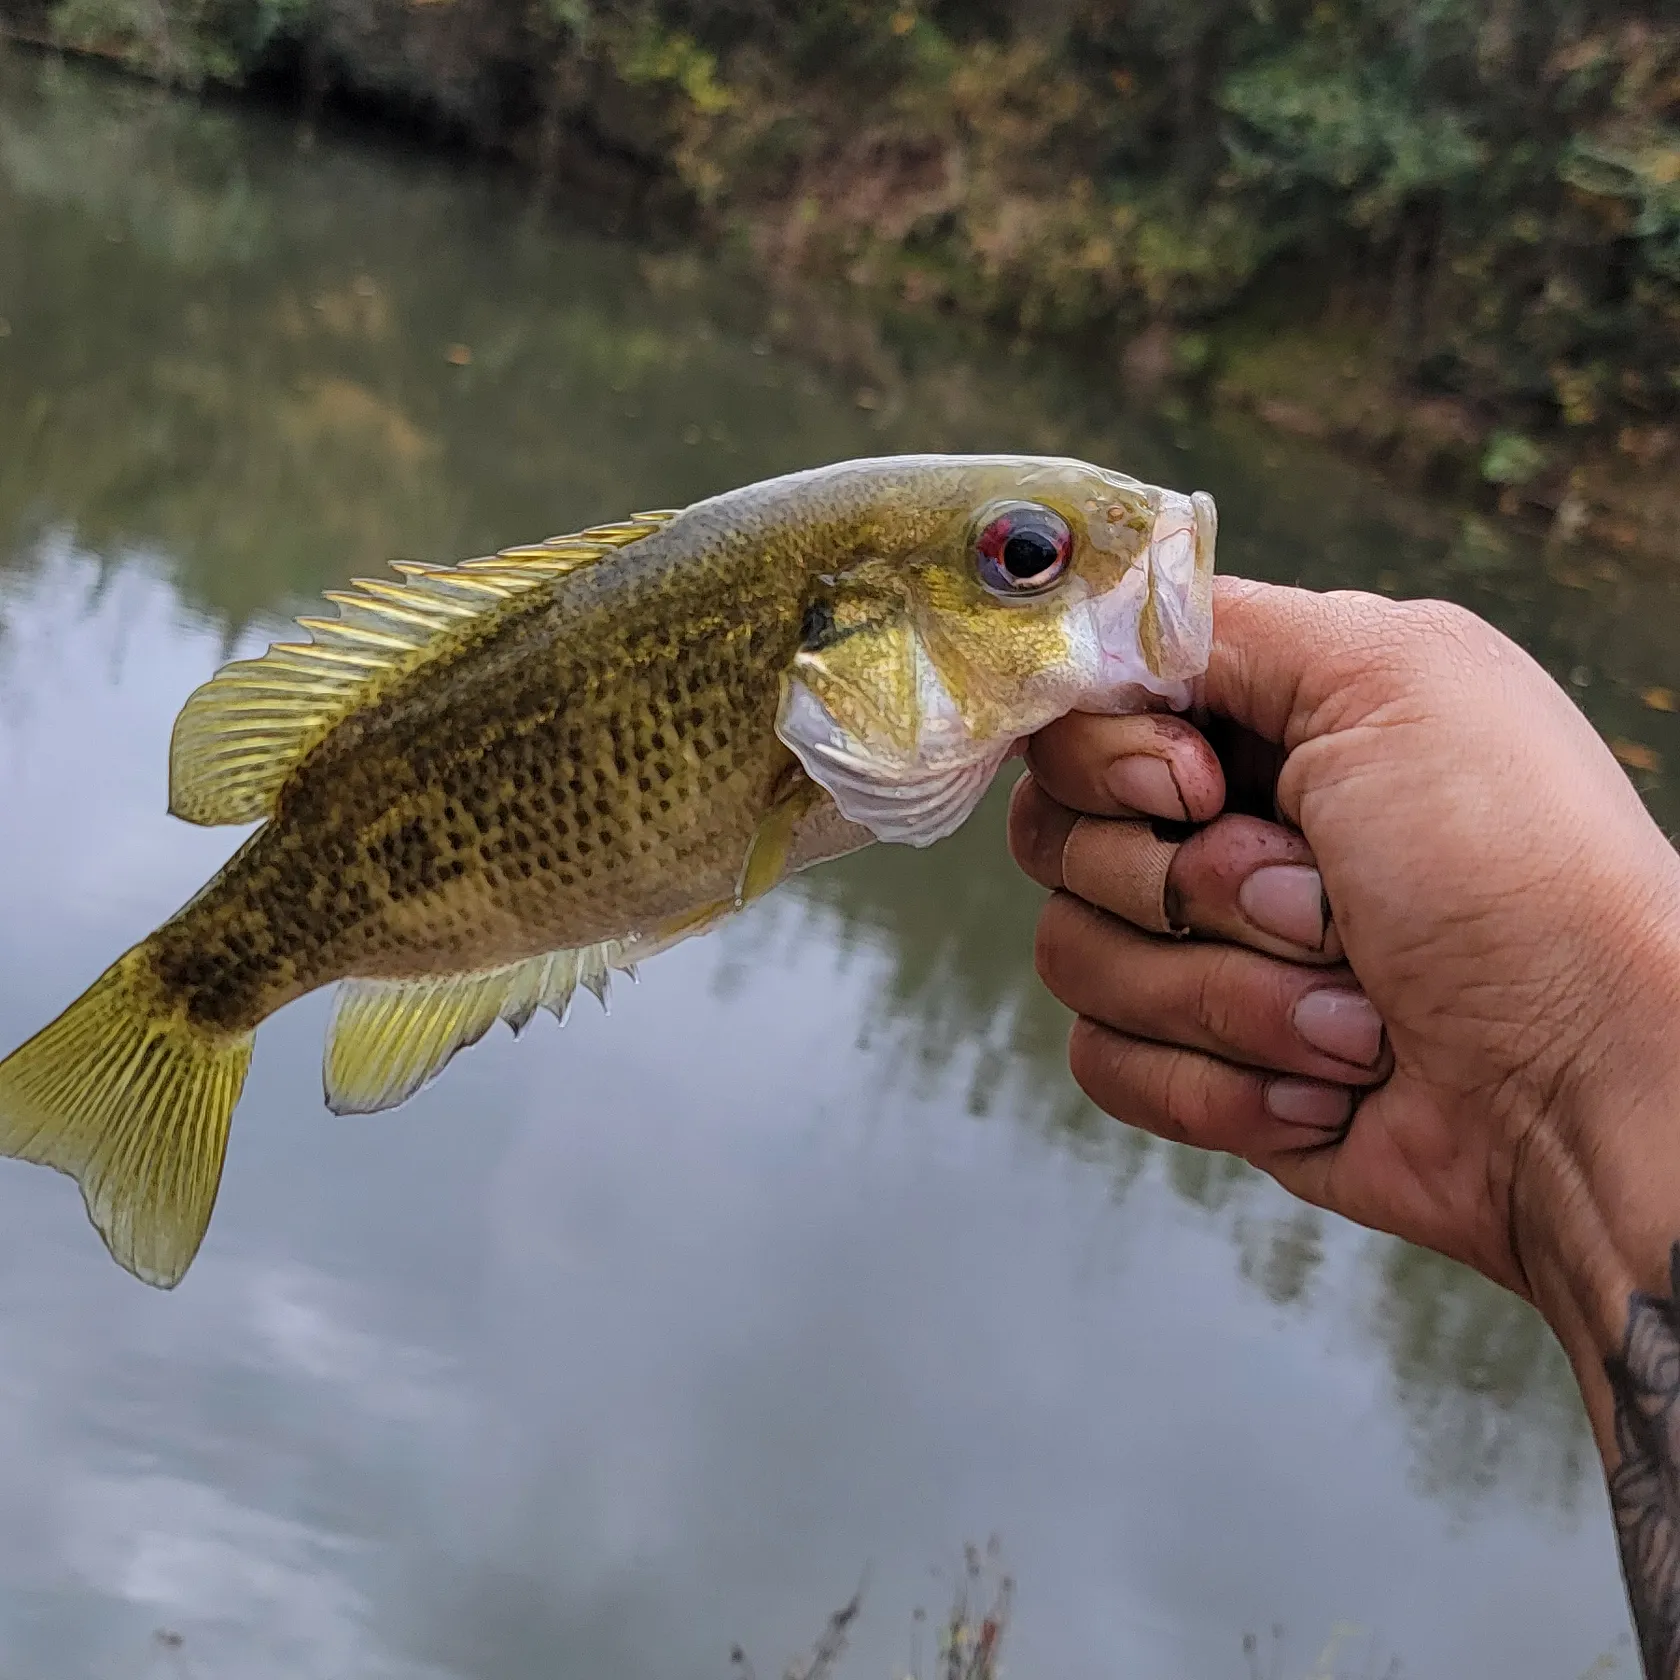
736,771,826,906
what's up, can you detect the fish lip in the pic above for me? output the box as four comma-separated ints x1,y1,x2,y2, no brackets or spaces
1081,485,1216,704
1140,486,1217,682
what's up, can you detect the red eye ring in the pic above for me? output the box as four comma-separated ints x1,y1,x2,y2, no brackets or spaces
973,502,1074,596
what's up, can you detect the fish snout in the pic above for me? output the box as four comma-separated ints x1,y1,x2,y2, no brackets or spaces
1081,486,1216,710
1138,487,1217,684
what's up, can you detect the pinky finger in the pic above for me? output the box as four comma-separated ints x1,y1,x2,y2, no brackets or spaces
1067,1018,1356,1161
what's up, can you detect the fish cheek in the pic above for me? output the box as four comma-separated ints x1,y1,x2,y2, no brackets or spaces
912,565,1072,742
789,618,920,757
788,566,922,756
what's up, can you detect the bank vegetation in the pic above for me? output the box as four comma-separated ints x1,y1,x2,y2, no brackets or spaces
3,0,1677,557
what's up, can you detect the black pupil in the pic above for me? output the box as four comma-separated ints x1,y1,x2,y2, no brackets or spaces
1001,526,1061,581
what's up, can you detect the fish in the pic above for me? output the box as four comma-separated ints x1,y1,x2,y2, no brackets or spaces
0,454,1216,1287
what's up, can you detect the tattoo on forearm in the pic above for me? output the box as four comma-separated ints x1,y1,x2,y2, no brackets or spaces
1606,1243,1680,1678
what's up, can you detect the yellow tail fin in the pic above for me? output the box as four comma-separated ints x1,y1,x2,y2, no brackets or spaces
0,949,253,1288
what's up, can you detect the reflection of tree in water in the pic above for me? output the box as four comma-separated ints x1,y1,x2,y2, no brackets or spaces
778,847,1595,1510
0,49,1626,1513
1371,1242,1591,1511
788,785,1104,1148
0,54,883,624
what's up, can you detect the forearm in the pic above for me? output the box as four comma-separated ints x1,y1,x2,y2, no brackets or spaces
1515,908,1680,1676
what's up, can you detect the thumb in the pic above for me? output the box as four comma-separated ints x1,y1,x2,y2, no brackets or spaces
1203,576,1390,750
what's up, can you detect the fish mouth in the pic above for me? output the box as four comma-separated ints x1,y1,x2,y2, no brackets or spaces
1090,487,1216,693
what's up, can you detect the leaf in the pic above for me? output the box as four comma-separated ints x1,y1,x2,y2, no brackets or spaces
1481,430,1547,487
1612,739,1663,774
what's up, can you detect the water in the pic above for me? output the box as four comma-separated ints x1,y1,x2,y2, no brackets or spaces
1,48,1676,1680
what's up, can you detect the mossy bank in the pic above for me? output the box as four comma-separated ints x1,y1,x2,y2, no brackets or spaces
3,0,1678,561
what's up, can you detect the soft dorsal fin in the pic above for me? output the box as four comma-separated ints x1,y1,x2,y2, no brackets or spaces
168,512,679,827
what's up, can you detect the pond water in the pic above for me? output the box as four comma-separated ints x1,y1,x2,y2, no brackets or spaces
1,47,1677,1680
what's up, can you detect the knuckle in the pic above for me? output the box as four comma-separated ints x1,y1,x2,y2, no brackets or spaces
1385,597,1496,670
1189,948,1250,1047
1033,895,1079,994
1155,1054,1212,1143
1396,598,1496,668
1067,1016,1121,1103
1303,595,1510,726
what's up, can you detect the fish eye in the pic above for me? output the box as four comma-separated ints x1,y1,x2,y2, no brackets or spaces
973,502,1073,597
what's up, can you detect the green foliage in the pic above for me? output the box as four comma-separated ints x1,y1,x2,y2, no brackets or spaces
1221,48,1487,232
7,0,1680,457
616,21,732,116
1562,130,1680,282
1481,429,1549,486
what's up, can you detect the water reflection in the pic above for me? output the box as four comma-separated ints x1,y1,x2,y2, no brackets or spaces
0,45,1660,1678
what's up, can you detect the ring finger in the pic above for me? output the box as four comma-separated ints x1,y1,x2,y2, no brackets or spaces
1035,893,1390,1086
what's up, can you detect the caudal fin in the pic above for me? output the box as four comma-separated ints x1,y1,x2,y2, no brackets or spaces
0,949,253,1288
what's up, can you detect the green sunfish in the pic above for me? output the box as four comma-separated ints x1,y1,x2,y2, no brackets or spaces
0,454,1216,1286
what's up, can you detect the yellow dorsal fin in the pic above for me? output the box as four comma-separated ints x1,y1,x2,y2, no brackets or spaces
323,941,634,1116
168,512,679,828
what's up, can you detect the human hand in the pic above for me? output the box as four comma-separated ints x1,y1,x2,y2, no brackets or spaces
1010,578,1680,1304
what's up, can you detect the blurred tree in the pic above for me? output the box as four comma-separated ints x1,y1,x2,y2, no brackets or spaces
5,0,1676,512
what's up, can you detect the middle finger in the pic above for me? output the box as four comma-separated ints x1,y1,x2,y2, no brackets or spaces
1009,774,1345,963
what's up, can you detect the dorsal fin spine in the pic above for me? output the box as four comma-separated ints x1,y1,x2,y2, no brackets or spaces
167,508,678,829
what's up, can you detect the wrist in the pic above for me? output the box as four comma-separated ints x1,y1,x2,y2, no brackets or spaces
1511,873,1680,1411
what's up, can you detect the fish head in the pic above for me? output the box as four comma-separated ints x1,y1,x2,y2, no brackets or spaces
776,456,1216,846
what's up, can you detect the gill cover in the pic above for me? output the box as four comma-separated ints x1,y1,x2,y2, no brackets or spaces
775,480,1216,848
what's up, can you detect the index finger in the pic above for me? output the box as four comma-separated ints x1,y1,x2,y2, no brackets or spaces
1025,711,1226,823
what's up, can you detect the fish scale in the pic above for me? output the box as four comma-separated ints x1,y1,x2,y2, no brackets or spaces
0,453,1215,1287
153,536,809,1030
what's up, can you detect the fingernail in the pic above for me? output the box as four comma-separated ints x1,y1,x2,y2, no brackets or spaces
1239,865,1328,950
1265,1079,1354,1131
1106,755,1188,820
1292,988,1385,1069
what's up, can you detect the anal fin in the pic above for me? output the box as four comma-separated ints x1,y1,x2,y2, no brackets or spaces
324,939,630,1117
